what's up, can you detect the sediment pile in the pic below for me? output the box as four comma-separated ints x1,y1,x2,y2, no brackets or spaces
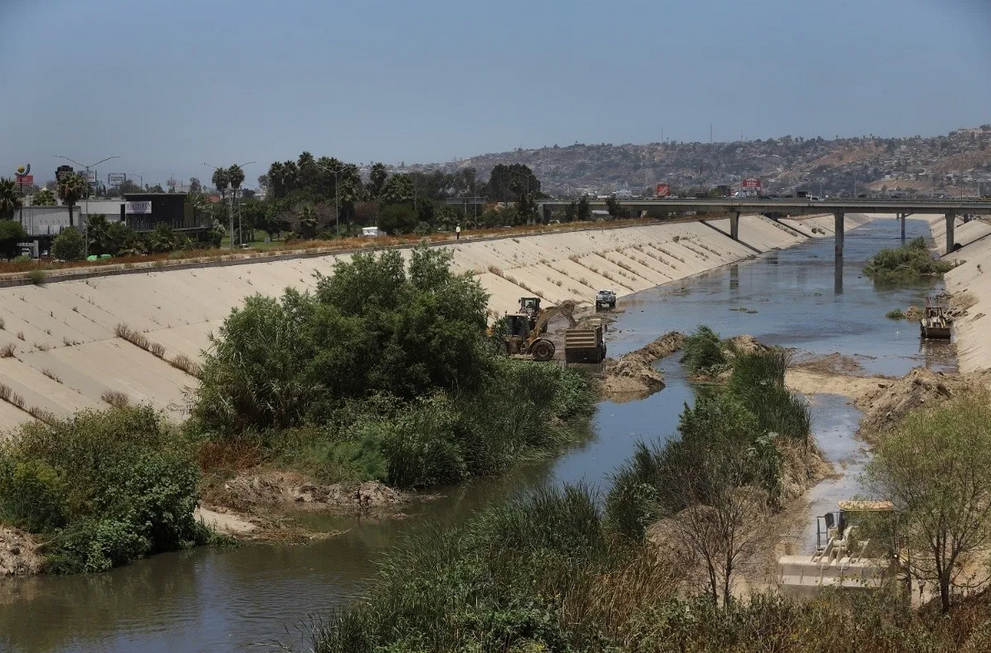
601,331,685,400
0,526,42,576
855,367,991,439
216,472,409,515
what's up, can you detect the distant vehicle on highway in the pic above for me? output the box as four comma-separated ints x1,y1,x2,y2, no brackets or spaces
809,196,823,202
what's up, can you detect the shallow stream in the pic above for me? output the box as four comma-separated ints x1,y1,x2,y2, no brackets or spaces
0,218,954,653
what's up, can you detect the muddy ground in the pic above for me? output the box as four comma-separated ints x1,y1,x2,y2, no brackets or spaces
0,526,42,576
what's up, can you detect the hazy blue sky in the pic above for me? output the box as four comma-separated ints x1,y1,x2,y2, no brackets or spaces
2,0,989,187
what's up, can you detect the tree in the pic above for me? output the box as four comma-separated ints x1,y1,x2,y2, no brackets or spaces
577,194,592,221
368,162,388,198
194,246,492,436
486,164,540,202
211,168,230,199
188,177,203,194
0,220,27,258
86,215,138,256
56,173,87,227
52,227,86,261
228,165,246,244
379,174,415,207
865,394,991,613
0,178,22,221
147,184,165,193
564,201,577,222
605,194,629,219
378,203,417,234
33,188,56,206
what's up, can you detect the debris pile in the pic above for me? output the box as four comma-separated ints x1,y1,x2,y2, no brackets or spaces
601,331,685,400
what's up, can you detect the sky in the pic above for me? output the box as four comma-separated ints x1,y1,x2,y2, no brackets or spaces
1,0,990,187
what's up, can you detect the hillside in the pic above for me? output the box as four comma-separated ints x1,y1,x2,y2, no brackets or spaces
429,126,991,198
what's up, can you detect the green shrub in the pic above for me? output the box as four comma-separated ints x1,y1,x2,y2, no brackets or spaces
27,269,47,285
886,308,905,319
0,459,67,532
52,227,85,261
864,237,954,283
681,325,727,375
0,407,207,573
729,350,811,442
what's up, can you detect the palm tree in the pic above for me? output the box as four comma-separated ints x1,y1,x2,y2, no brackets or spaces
57,172,87,226
0,178,22,221
211,168,230,200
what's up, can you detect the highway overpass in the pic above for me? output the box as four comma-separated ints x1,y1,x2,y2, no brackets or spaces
536,198,991,255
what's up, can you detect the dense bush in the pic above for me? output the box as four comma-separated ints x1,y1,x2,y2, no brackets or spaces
194,246,493,435
0,407,207,573
864,237,954,282
680,325,728,375
305,478,986,653
728,349,811,442
195,245,596,489
266,358,595,489
52,226,86,261
0,219,27,258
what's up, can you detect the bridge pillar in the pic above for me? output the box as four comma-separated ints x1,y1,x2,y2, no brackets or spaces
945,213,955,254
899,213,906,241
834,212,844,258
540,203,552,224
730,212,740,241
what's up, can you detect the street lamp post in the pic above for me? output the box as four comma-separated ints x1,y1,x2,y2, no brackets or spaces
318,164,342,237
55,154,120,225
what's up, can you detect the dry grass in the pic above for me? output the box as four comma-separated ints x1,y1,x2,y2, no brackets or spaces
115,323,167,359
101,389,131,408
41,368,62,384
0,343,14,358
34,343,51,352
0,383,25,409
26,406,56,424
169,354,202,378
15,331,24,341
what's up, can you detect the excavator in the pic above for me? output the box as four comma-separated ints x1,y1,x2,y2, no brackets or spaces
495,300,577,362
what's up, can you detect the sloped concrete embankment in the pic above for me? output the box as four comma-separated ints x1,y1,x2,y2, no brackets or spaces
919,214,991,373
0,215,871,433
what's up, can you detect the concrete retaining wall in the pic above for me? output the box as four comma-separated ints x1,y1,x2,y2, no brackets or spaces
0,214,869,435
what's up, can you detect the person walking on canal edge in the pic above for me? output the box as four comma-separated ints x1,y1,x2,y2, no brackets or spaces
456,224,462,241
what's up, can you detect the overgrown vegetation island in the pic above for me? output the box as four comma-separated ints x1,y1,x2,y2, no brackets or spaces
298,328,991,652
0,246,596,572
863,237,954,283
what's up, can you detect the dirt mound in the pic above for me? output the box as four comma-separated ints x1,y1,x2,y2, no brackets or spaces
0,526,42,576
602,331,685,400
778,441,834,503
727,334,770,357
791,352,865,375
218,472,409,514
855,368,991,439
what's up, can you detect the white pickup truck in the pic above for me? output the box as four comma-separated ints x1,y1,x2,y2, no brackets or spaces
595,289,617,311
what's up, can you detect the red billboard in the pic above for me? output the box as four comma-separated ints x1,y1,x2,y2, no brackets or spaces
15,175,33,186
741,177,762,190
655,183,670,197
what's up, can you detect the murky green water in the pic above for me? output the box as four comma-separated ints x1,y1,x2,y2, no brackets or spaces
0,218,953,653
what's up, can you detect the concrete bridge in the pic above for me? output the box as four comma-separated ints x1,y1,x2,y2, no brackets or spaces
537,198,991,256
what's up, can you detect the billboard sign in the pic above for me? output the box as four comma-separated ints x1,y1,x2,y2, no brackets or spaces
15,175,34,186
655,183,670,198
108,173,127,185
125,201,152,215
742,177,762,190
81,171,97,184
